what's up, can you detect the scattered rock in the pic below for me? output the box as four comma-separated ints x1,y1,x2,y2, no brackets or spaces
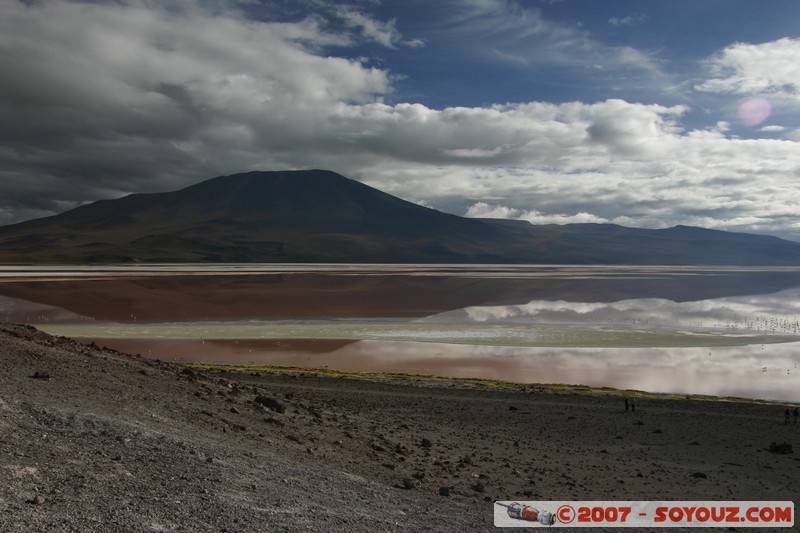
438,486,450,497
254,395,285,413
230,407,240,414
652,429,663,434
768,442,793,454
26,495,45,505
688,441,700,446
691,472,707,479
508,405,518,411
30,372,50,381
420,438,432,449
472,482,485,493
402,478,416,490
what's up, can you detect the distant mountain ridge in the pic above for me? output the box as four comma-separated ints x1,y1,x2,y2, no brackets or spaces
1,169,799,265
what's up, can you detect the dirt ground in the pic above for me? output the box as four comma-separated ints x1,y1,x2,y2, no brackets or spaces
1,324,797,532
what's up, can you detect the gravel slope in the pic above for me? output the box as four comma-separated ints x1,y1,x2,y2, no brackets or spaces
1,324,797,532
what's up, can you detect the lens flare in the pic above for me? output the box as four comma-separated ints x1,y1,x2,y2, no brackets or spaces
738,98,771,127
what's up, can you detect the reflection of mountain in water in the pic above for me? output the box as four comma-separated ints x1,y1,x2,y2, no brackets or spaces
3,268,800,323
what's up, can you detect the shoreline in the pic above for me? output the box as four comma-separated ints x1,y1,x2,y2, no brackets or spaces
38,321,798,348
176,360,800,407
42,332,800,404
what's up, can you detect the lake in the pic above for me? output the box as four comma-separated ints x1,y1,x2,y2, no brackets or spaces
1,264,799,401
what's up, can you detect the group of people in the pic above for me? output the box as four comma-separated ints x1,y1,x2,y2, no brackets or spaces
625,397,800,424
624,397,636,412
622,398,797,422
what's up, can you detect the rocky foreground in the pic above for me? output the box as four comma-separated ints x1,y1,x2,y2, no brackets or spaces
1,324,798,532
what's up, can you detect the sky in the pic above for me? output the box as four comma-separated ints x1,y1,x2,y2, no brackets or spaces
2,0,800,240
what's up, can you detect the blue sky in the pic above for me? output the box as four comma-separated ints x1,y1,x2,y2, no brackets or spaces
1,0,800,240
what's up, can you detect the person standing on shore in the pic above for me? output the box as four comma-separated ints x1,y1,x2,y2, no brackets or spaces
631,398,636,413
793,407,798,425
624,398,629,412
784,408,791,424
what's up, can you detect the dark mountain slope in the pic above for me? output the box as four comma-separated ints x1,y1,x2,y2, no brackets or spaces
510,223,800,265
1,169,799,264
0,170,511,263
14,170,491,237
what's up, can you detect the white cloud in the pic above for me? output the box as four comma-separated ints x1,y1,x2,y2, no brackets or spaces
0,0,392,202
465,202,525,219
333,6,424,49
434,0,665,78
608,14,648,27
464,202,608,225
696,37,800,98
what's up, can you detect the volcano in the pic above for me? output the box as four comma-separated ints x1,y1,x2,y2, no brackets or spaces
1,169,799,265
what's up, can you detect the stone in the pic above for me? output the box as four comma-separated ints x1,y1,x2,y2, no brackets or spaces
254,395,285,414
768,442,793,454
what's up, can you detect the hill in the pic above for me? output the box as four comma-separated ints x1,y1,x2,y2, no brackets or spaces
0,169,799,264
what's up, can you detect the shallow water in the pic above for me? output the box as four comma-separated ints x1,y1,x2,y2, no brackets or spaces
2,264,799,401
